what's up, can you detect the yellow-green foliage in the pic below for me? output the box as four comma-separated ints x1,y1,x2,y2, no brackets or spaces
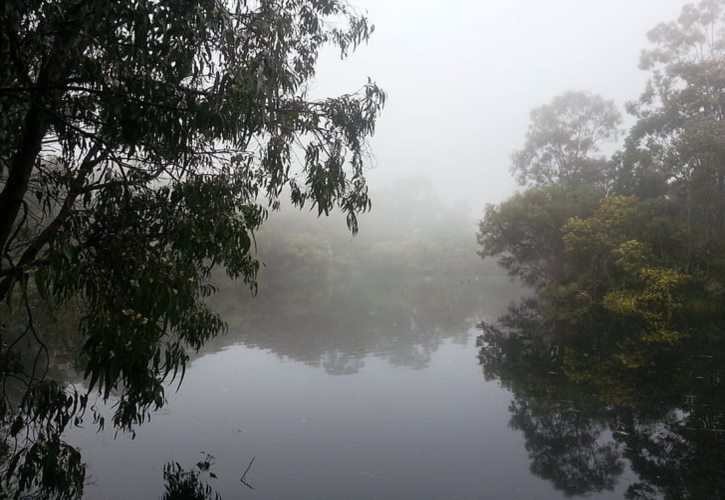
559,195,697,341
562,196,640,258
611,240,654,274
604,266,688,344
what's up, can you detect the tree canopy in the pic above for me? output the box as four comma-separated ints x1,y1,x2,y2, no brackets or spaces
479,6,725,495
510,91,621,188
480,0,725,331
0,1,384,497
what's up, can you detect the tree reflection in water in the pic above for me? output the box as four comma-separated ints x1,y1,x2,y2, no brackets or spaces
1,179,520,498
478,300,725,499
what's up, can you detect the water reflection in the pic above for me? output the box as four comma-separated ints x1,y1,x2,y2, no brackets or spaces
478,300,725,499
200,188,519,373
0,303,89,499
4,180,529,499
208,271,512,374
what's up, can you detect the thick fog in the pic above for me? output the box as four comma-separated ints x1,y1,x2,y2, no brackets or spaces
313,0,692,208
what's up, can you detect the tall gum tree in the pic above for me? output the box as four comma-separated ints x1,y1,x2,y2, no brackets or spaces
0,1,385,496
510,91,621,189
628,0,725,267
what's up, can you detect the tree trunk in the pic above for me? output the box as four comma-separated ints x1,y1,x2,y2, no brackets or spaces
0,2,91,256
0,105,50,255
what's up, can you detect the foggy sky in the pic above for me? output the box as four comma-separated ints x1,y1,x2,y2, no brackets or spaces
312,0,692,211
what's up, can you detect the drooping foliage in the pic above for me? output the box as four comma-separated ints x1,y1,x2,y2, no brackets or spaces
0,0,384,497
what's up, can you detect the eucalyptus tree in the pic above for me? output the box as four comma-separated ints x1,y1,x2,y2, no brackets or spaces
511,91,621,188
478,5,725,493
0,0,384,496
627,0,725,270
477,184,602,288
483,91,621,289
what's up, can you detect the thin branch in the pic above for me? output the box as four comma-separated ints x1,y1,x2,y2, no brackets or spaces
0,146,104,299
240,456,255,490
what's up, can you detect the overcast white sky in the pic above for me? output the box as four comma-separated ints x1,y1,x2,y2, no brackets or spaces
312,0,692,211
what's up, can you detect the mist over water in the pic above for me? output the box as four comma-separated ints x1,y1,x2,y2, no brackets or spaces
64,172,725,499
6,1,724,498
314,0,693,207
207,178,519,370
66,181,539,499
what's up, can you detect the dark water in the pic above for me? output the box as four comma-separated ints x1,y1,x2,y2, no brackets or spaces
72,338,571,499
59,274,630,500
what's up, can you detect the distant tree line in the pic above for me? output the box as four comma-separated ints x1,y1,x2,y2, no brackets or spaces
209,178,514,373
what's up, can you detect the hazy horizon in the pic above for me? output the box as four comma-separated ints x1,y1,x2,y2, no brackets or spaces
310,0,693,211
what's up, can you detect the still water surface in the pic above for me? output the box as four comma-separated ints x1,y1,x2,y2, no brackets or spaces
62,275,644,499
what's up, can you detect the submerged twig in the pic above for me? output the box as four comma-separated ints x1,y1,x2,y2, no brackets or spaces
240,456,255,490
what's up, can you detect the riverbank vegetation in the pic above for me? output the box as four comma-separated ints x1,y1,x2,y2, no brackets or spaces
479,0,725,350
477,2,725,497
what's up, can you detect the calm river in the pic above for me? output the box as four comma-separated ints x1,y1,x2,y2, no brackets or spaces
57,205,725,499
61,273,648,500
